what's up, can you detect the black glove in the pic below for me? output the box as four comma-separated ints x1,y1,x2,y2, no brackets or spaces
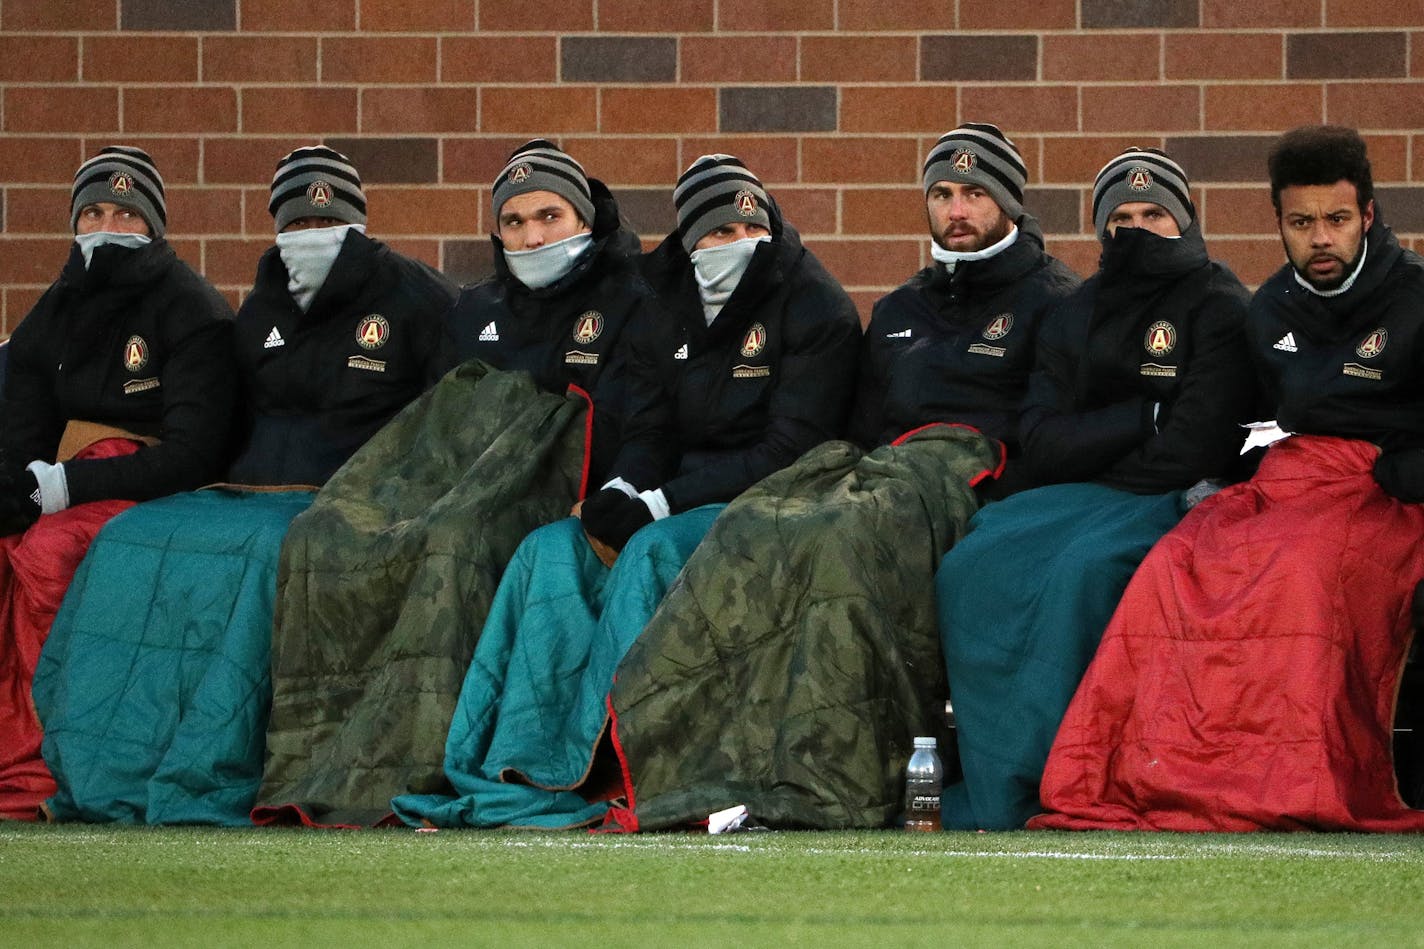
1374,448,1424,503
0,469,42,537
580,490,653,553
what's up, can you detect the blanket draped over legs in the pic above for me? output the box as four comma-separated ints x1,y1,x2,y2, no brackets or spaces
392,506,722,829
605,426,1000,831
934,483,1185,831
35,489,314,825
1032,436,1424,832
253,363,592,827
0,438,140,820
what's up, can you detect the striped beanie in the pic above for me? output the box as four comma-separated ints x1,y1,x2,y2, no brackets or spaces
269,145,367,232
673,154,772,254
922,123,1027,220
1092,148,1194,238
71,146,166,237
491,139,595,228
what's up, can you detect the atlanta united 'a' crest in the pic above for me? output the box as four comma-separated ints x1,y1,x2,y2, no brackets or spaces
741,322,767,358
1357,328,1388,358
1144,320,1177,356
951,148,977,174
123,335,149,372
1127,167,1153,192
734,190,759,217
307,180,334,209
572,311,604,344
982,313,1014,341
509,163,532,183
356,314,390,350
109,171,134,197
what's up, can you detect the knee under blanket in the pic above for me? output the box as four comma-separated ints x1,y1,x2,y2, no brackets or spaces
35,489,314,825
254,362,592,827
0,438,139,821
935,483,1185,831
392,506,722,829
604,425,1001,831
1033,435,1424,832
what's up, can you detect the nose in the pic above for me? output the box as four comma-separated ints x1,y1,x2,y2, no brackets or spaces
1309,220,1332,246
523,222,546,248
947,195,968,219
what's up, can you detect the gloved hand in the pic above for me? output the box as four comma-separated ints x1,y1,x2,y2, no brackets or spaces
580,489,653,552
0,469,42,537
1374,448,1424,503
579,487,627,526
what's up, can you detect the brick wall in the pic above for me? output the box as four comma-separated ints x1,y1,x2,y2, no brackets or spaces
2,0,1422,333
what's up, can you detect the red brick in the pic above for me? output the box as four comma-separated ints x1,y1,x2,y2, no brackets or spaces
4,0,116,30
82,136,201,184
1201,0,1320,27
383,238,441,270
242,87,356,134
240,0,356,30
600,0,713,31
1199,185,1278,235
202,238,277,287
164,186,244,235
682,36,797,83
203,36,318,83
363,87,480,134
0,35,77,82
1041,136,1150,183
562,137,678,186
1082,85,1199,132
1362,134,1409,180
679,137,799,183
480,0,593,31
359,0,474,30
243,187,274,235
366,186,480,234
1166,32,1283,80
1327,0,1424,25
124,87,236,134
442,138,530,185
205,138,306,184
807,238,920,288
166,238,203,278
601,88,715,134
960,0,1075,28
0,137,85,183
961,85,1080,133
842,87,957,134
802,137,920,185
322,37,437,83
6,187,71,234
1044,34,1160,82
843,187,927,236
0,237,72,283
1328,82,1424,129
801,36,917,83
774,187,838,234
6,287,49,335
1043,237,1098,277
1205,84,1323,131
442,36,557,83
847,291,878,327
84,36,197,83
481,87,595,134
5,86,118,133
839,0,954,29
1209,237,1285,287
719,0,833,31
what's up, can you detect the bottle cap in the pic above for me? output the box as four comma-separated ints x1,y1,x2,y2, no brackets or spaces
913,736,936,749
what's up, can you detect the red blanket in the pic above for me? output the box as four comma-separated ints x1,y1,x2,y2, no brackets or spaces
0,439,137,820
1033,435,1424,832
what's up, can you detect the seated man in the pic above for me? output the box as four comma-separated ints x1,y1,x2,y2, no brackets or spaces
392,153,861,829
0,146,235,820
1034,126,1424,833
34,146,457,825
254,141,650,827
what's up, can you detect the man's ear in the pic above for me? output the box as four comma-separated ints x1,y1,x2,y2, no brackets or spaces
1362,197,1376,232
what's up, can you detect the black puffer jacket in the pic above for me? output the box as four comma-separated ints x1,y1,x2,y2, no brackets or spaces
1,239,235,504
1020,221,1255,494
228,229,457,486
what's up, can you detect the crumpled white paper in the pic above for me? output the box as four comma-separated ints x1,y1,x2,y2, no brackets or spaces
708,804,749,834
1241,420,1291,455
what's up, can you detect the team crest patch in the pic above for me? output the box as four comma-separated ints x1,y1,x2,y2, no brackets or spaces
509,163,532,184
735,190,759,217
123,377,160,395
1127,167,1153,192
356,314,390,350
108,171,134,197
572,311,603,344
951,148,977,174
123,335,149,372
740,322,767,357
982,313,1013,341
1144,320,1177,356
307,180,334,209
348,355,386,373
1356,328,1388,358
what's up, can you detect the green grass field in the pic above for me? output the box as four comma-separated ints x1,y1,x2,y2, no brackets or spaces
4,826,1424,946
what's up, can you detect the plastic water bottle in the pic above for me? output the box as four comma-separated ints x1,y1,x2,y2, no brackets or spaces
903,736,943,832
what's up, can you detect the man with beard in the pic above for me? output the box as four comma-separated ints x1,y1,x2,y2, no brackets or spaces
1033,127,1424,832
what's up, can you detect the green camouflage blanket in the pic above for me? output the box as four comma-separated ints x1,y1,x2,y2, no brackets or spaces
253,362,591,826
607,425,1000,830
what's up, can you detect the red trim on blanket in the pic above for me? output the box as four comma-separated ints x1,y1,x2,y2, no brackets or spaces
565,383,595,501
249,802,363,830
594,693,641,834
887,422,1007,487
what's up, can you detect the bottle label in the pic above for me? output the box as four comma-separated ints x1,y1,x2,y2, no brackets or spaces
909,794,940,813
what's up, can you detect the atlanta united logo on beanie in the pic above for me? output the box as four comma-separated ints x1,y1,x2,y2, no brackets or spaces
1092,147,1194,238
673,154,772,255
71,145,166,237
269,145,367,232
922,123,1027,220
491,139,596,228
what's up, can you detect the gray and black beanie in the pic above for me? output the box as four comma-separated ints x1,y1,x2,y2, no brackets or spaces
71,145,166,237
922,123,1027,220
491,139,595,228
673,154,772,254
269,145,367,232
1092,148,1194,238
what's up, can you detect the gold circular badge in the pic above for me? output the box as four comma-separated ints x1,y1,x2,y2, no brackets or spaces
307,180,334,209
982,313,1013,341
572,311,604,344
951,148,978,174
734,190,759,218
1144,320,1177,356
356,314,390,350
1128,167,1154,192
740,322,767,358
109,171,134,197
1357,328,1388,358
509,163,533,184
123,335,149,372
